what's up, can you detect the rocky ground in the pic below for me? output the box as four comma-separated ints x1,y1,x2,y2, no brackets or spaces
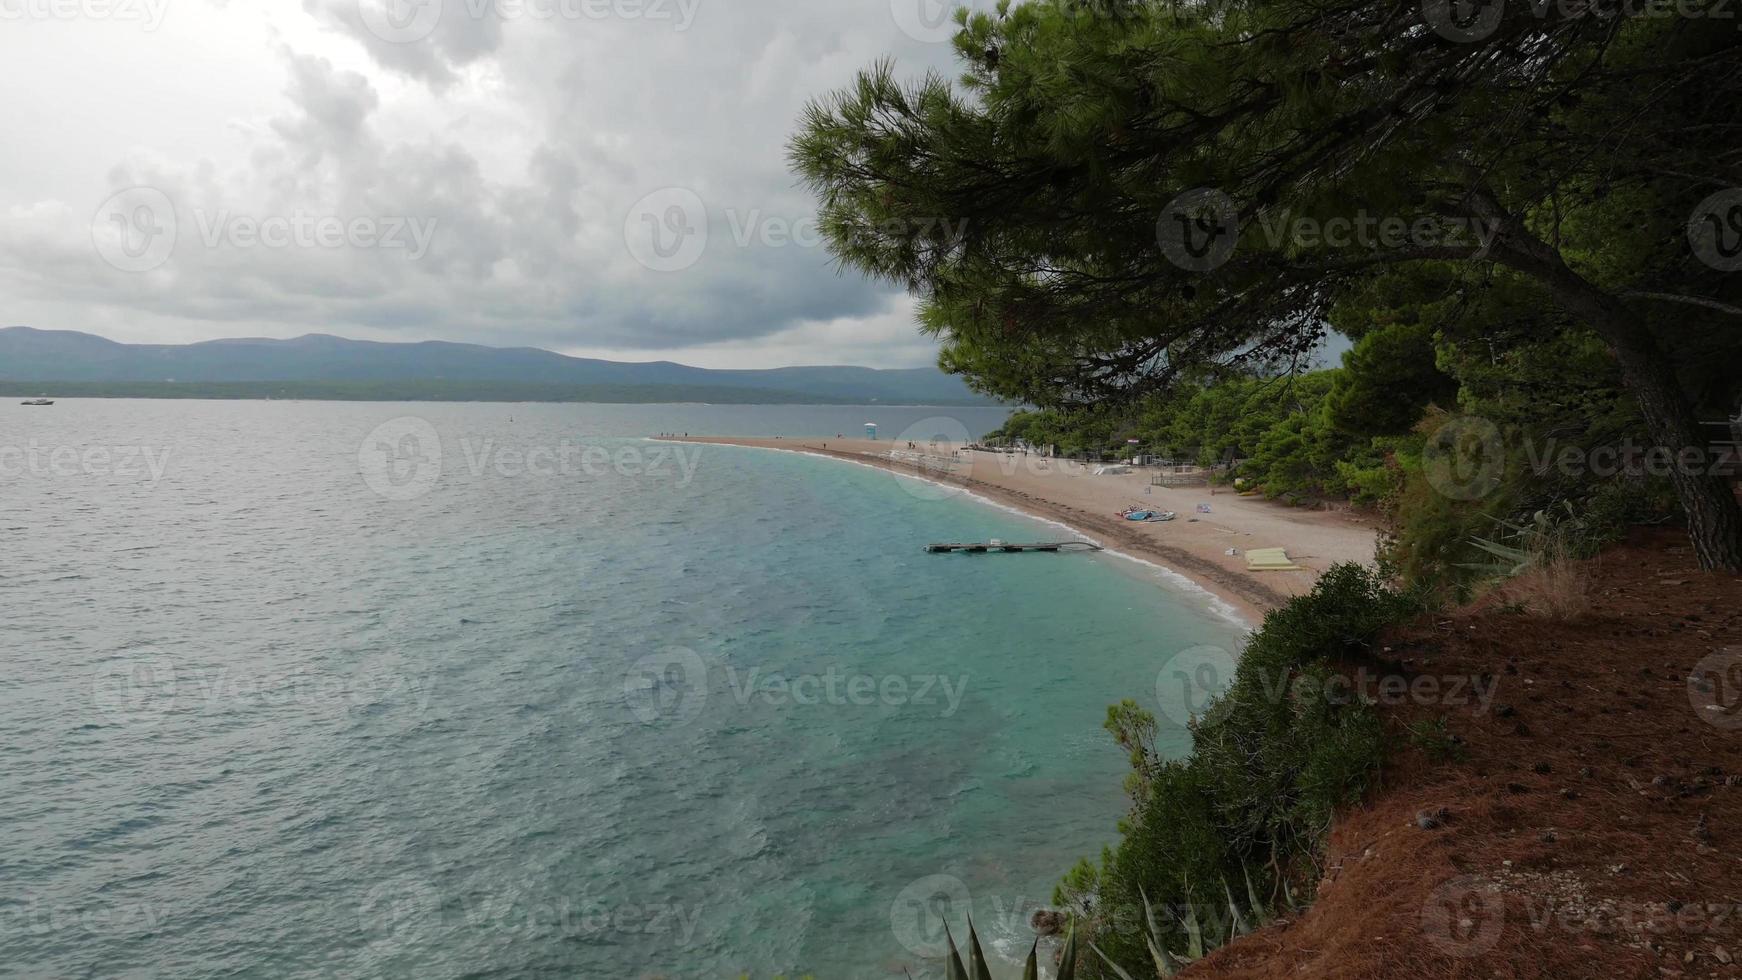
1193,527,1742,980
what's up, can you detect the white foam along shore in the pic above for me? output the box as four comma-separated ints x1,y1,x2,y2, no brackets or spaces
650,437,1256,631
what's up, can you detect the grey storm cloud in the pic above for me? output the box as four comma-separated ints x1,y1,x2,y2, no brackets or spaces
0,0,989,363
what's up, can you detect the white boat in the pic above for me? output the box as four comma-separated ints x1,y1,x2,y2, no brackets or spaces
20,398,53,406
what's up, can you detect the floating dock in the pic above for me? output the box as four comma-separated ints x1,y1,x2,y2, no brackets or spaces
924,541,1103,554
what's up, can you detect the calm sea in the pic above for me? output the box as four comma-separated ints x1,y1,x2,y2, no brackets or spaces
0,401,1246,979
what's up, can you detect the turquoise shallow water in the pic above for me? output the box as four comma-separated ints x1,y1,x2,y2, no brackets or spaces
0,401,1246,978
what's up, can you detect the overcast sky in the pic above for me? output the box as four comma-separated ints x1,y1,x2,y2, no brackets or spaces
0,0,990,368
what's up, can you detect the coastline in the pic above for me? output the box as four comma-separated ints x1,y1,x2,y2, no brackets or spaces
657,436,1383,627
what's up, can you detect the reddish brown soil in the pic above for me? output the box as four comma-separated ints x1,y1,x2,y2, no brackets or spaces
1192,527,1742,980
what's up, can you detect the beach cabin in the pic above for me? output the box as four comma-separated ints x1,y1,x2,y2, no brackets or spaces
864,422,877,439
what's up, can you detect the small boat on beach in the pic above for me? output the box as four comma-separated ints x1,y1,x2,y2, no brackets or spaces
1117,507,1176,523
20,398,54,406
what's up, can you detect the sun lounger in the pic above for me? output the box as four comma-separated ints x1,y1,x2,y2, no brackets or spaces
1245,547,1303,571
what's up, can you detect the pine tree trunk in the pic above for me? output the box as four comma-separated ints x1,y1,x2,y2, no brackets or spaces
1525,257,1742,572
1471,182,1742,571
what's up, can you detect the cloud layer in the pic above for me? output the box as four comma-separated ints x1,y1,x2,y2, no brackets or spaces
0,0,981,366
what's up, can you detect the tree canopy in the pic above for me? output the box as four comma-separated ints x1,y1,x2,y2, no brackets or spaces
791,0,1742,567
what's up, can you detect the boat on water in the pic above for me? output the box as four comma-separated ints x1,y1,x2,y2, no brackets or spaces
20,398,54,406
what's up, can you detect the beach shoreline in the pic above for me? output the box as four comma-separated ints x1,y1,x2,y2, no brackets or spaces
657,436,1384,626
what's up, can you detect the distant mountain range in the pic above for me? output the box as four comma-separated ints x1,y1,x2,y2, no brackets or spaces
0,327,999,405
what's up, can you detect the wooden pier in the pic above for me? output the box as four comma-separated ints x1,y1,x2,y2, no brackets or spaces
924,540,1103,554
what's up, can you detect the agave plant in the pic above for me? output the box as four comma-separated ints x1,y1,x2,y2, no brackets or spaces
1088,865,1285,979
1462,501,1591,578
935,916,1078,980
928,861,1297,979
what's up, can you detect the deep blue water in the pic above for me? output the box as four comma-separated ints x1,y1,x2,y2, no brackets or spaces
0,401,1246,978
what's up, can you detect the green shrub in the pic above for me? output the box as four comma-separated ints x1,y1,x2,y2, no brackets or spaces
1063,565,1416,973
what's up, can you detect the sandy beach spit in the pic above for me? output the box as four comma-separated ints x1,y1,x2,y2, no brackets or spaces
658,437,1381,626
